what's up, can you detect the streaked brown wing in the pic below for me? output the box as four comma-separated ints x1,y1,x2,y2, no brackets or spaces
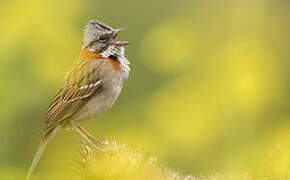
43,59,105,131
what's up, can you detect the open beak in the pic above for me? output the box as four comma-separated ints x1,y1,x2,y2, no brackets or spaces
112,28,131,46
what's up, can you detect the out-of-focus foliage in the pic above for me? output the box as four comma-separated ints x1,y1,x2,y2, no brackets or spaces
0,0,289,179
77,138,194,180
76,138,289,180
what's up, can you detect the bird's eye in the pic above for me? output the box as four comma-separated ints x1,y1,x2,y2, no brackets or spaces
98,35,108,42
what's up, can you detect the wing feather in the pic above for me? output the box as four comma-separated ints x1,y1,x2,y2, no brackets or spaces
43,59,105,131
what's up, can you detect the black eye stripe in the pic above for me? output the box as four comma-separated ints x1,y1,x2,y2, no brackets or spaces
99,35,109,42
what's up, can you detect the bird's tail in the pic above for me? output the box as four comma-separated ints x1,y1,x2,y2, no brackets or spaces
26,127,60,180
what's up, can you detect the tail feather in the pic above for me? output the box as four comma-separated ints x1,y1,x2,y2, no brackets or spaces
26,127,61,180
25,137,49,180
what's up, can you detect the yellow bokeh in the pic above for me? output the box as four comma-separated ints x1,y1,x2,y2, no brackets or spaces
207,39,283,111
141,18,195,72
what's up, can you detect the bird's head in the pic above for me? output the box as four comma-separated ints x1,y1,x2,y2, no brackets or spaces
82,20,130,53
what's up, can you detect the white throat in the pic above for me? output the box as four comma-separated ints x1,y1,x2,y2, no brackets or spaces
100,45,130,74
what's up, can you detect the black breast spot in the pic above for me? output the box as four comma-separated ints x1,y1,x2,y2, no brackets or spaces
109,55,118,61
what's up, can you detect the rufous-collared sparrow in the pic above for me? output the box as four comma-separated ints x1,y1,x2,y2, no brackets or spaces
26,20,131,180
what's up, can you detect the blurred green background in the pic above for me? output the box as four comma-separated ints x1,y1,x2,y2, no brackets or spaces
0,0,289,179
